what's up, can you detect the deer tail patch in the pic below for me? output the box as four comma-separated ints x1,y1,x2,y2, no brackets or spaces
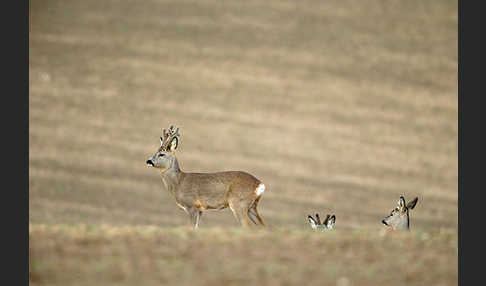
255,183,265,196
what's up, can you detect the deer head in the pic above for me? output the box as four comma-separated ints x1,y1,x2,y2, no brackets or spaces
381,195,419,230
146,125,180,172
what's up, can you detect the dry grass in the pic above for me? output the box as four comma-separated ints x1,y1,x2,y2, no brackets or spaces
29,0,457,284
29,224,457,286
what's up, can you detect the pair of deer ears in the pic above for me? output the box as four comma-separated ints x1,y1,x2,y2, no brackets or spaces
398,196,419,210
160,137,179,152
308,214,336,228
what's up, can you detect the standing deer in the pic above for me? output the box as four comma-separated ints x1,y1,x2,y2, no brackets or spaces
381,195,419,230
307,213,336,231
146,125,266,229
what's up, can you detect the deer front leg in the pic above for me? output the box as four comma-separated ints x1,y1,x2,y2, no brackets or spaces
187,207,202,230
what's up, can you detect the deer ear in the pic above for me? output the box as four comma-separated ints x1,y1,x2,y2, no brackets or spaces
407,197,418,210
398,196,406,209
160,137,164,145
327,215,336,228
308,215,317,229
323,214,331,225
169,137,178,152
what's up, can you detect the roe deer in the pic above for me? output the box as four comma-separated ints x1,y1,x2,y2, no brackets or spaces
381,195,419,230
307,213,336,231
146,125,266,229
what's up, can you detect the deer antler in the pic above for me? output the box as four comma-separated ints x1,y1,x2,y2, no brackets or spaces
160,125,180,151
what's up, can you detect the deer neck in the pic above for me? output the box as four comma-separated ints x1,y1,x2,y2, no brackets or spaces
159,157,184,198
394,216,410,231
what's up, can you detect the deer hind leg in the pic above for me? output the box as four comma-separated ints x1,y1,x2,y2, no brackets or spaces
249,207,265,227
247,197,259,225
229,201,253,227
247,208,258,225
248,196,265,227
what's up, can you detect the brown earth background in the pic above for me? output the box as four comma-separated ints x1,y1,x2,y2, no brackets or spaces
29,0,458,285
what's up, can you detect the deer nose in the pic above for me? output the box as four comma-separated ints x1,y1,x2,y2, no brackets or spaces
382,219,388,226
146,159,154,166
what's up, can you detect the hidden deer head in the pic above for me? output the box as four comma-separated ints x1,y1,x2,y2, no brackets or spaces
307,213,336,231
381,195,418,230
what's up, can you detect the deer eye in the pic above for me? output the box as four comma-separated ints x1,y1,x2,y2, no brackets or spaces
158,153,165,157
